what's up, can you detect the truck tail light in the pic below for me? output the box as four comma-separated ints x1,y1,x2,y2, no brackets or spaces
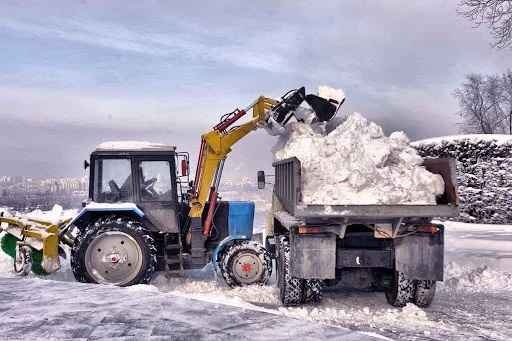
416,224,440,234
297,226,322,234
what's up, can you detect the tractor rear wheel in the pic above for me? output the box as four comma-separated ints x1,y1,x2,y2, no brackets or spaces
71,217,157,286
277,235,305,306
219,240,272,287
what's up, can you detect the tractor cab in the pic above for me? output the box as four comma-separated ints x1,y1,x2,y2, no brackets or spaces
87,141,190,234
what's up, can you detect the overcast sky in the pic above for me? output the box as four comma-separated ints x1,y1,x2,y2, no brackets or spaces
1,0,511,178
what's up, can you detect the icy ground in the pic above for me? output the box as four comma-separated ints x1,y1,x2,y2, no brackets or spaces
0,277,382,341
1,221,511,340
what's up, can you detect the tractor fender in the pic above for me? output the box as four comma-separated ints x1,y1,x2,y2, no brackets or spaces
212,234,251,266
66,202,145,229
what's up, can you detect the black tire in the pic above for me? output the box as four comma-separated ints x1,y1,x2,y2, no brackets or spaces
71,216,157,286
277,235,305,306
219,240,272,287
385,271,414,307
304,279,323,304
414,280,436,308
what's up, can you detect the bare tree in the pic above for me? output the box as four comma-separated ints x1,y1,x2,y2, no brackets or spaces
458,0,512,48
455,72,512,134
502,70,512,133
485,74,506,131
454,74,495,133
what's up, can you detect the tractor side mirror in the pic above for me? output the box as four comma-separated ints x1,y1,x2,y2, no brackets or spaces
84,160,90,170
181,159,189,176
257,170,266,189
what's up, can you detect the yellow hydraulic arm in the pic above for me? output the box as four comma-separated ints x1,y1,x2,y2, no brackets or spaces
189,96,277,236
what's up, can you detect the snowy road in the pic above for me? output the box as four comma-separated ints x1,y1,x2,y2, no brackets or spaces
1,221,511,340
0,277,381,341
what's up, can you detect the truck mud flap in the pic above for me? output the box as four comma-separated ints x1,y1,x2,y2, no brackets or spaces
394,228,444,281
290,233,336,279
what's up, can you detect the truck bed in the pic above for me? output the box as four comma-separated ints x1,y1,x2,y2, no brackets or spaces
273,157,459,219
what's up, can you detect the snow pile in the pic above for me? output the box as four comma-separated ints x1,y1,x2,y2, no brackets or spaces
274,112,445,205
23,204,77,224
318,85,345,104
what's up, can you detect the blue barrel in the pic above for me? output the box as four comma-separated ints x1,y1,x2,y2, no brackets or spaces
228,201,255,238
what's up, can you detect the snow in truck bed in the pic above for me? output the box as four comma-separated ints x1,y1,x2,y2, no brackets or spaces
273,112,445,205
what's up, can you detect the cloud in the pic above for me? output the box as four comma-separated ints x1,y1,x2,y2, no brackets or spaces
0,85,219,131
0,0,511,177
0,17,292,73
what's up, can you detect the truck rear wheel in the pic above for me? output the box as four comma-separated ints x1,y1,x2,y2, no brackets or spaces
71,217,157,286
219,240,272,287
277,236,305,306
304,279,323,303
385,271,414,307
413,280,436,307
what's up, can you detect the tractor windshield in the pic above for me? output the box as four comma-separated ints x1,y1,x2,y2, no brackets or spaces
94,158,133,202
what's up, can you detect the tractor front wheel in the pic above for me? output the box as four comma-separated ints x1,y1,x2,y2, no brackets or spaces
71,217,157,286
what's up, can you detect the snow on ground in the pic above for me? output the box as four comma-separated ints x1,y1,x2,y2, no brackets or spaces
1,277,382,341
1,220,511,340
273,113,445,205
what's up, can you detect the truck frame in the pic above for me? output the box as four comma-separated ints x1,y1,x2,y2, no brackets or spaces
261,157,458,307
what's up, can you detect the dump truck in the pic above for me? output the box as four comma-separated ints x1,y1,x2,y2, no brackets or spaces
259,156,458,307
0,86,341,289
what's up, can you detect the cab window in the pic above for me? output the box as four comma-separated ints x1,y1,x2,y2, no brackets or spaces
139,161,173,201
94,158,133,202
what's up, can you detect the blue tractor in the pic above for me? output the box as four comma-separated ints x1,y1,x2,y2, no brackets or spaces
63,142,271,286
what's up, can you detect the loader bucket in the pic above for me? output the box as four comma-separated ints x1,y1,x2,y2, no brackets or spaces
0,233,47,275
305,94,342,122
270,87,341,130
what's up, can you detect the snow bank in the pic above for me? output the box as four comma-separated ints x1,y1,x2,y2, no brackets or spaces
23,204,77,224
443,262,512,292
274,112,445,205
